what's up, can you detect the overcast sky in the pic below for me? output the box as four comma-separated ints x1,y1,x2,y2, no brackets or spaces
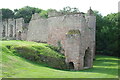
0,0,119,16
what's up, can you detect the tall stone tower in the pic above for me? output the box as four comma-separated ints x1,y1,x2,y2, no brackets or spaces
85,7,96,59
65,30,82,70
64,8,96,70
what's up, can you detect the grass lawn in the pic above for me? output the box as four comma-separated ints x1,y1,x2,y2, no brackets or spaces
0,40,119,78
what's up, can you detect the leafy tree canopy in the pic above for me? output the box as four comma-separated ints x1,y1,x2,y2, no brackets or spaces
95,11,119,56
14,6,43,23
0,8,14,20
59,6,80,14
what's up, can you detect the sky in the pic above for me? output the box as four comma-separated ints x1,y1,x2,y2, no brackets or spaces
0,0,119,16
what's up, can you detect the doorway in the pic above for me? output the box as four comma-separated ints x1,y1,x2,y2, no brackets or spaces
69,62,74,70
84,47,91,67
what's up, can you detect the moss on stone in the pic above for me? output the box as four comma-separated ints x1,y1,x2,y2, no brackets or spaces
67,30,80,35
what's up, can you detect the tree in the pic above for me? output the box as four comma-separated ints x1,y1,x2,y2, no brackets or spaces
0,8,14,20
40,9,58,18
95,11,119,56
39,10,48,18
93,10,105,54
60,6,80,14
14,6,43,23
102,13,119,56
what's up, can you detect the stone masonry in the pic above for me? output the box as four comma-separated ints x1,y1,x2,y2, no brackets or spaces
0,18,28,40
0,8,96,70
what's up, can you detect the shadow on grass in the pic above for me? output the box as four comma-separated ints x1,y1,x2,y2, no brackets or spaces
94,60,119,66
81,59,118,76
9,53,119,77
16,55,67,70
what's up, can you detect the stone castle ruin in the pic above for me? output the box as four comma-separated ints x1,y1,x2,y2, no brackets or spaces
0,8,96,70
0,18,28,40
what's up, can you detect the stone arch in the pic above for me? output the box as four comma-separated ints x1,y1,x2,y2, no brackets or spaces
68,62,74,70
18,31,22,40
9,25,13,37
14,34,16,37
84,47,91,68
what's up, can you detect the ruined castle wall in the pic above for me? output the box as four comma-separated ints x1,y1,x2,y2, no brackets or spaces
2,20,13,38
8,19,16,38
65,34,81,61
78,15,90,52
0,14,2,39
0,23,2,39
16,18,23,32
85,16,96,42
1,18,25,40
21,23,29,40
2,20,7,37
47,14,83,47
65,33,83,70
27,18,48,42
16,18,24,40
47,14,92,50
85,15,96,58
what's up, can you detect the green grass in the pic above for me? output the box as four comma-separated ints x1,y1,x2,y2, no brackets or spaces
0,40,119,78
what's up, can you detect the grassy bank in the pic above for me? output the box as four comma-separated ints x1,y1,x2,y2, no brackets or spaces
0,40,119,78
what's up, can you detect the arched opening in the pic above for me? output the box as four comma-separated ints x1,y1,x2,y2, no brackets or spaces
84,47,91,67
69,62,74,70
9,25,13,37
2,25,6,37
18,31,22,40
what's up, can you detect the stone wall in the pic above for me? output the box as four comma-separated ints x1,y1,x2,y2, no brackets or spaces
26,10,95,70
1,18,26,40
48,14,82,47
2,19,16,39
21,23,29,40
85,14,96,59
0,8,96,70
27,13,48,42
65,30,82,70
15,18,24,40
0,10,2,39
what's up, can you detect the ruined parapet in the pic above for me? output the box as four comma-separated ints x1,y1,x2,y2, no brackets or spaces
48,10,83,18
48,10,63,17
65,30,84,70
